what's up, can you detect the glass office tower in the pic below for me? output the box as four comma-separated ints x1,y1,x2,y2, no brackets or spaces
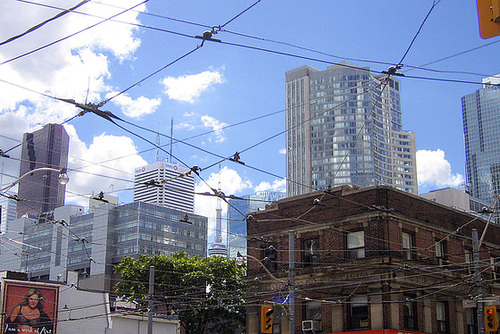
286,62,417,197
462,75,500,205
227,191,285,259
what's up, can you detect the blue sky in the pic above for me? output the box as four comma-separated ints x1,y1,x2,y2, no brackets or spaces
0,0,499,244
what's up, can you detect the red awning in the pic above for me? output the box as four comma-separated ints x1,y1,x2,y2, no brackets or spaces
328,330,428,334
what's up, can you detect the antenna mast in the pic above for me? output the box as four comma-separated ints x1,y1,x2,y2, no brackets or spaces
155,123,160,163
170,117,174,163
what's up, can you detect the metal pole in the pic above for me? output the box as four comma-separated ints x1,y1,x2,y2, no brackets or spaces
473,229,485,334
148,265,155,334
289,231,295,334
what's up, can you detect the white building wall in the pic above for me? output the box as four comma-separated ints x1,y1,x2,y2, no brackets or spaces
57,272,179,334
134,161,195,213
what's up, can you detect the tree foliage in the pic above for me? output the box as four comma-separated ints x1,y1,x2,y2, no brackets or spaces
114,252,246,334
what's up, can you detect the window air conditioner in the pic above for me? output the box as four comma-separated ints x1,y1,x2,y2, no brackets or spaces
301,320,321,331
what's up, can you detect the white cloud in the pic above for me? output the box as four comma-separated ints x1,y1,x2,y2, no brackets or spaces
417,149,464,190
65,125,147,207
0,112,30,189
0,1,150,206
0,1,145,113
255,179,286,192
201,115,227,143
108,93,162,118
279,148,286,155
161,70,224,103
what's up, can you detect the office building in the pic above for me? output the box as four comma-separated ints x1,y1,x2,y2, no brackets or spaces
286,62,417,197
245,185,500,334
16,123,69,218
226,191,285,259
1,201,207,291
462,75,500,206
0,194,17,234
134,161,194,213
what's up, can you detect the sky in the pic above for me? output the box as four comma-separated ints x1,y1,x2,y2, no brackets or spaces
0,0,499,246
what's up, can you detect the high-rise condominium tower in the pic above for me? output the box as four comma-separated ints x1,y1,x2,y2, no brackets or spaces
462,75,500,204
16,124,69,218
286,62,418,197
134,161,195,213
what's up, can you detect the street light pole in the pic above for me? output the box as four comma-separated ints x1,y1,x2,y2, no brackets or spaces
148,265,155,334
473,229,485,334
0,167,69,194
289,230,295,334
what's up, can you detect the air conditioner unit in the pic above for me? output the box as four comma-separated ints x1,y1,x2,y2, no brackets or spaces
302,320,321,332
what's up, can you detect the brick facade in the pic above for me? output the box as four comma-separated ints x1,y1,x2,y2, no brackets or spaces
244,186,500,334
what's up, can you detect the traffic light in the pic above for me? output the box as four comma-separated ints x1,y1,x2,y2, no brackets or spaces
261,305,273,333
485,305,498,332
477,0,500,39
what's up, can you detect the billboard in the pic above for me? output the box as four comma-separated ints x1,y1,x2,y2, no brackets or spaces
1,280,59,334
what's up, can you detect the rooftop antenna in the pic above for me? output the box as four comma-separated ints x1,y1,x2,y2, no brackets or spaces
155,123,160,163
169,117,174,163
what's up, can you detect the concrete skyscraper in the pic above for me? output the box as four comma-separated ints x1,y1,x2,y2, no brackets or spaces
286,62,417,197
134,161,195,213
16,124,69,218
462,75,500,205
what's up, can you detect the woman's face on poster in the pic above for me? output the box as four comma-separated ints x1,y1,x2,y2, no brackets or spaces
28,294,39,308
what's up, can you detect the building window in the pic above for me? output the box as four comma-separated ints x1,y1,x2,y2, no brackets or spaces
465,249,473,273
491,256,500,282
263,246,278,273
304,238,320,266
465,308,477,334
436,301,448,333
305,300,321,321
350,295,369,329
403,297,417,330
347,231,365,259
436,241,446,266
402,232,414,260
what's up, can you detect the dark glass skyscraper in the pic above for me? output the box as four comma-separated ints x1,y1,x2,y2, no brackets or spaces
16,124,69,218
462,75,500,204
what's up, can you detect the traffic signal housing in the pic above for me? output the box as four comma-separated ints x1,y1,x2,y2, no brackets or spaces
485,305,498,332
261,305,273,333
477,0,500,39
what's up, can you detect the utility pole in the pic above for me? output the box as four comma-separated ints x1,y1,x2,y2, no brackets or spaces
289,230,295,334
148,265,155,334
472,229,485,334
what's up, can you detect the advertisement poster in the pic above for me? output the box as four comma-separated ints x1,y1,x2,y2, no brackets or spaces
1,280,59,334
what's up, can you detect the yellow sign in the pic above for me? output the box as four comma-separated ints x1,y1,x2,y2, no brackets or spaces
477,0,500,39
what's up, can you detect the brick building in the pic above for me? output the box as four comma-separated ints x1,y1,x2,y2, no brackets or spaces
244,185,500,334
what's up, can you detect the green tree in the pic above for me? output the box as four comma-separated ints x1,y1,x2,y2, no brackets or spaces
114,252,246,334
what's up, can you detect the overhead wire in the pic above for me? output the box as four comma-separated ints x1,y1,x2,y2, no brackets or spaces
1,0,498,320
0,0,91,46
0,0,149,66
1,0,496,290
397,0,442,67
2,0,495,91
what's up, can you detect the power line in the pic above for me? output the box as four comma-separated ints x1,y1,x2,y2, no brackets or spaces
0,0,149,66
0,0,91,46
